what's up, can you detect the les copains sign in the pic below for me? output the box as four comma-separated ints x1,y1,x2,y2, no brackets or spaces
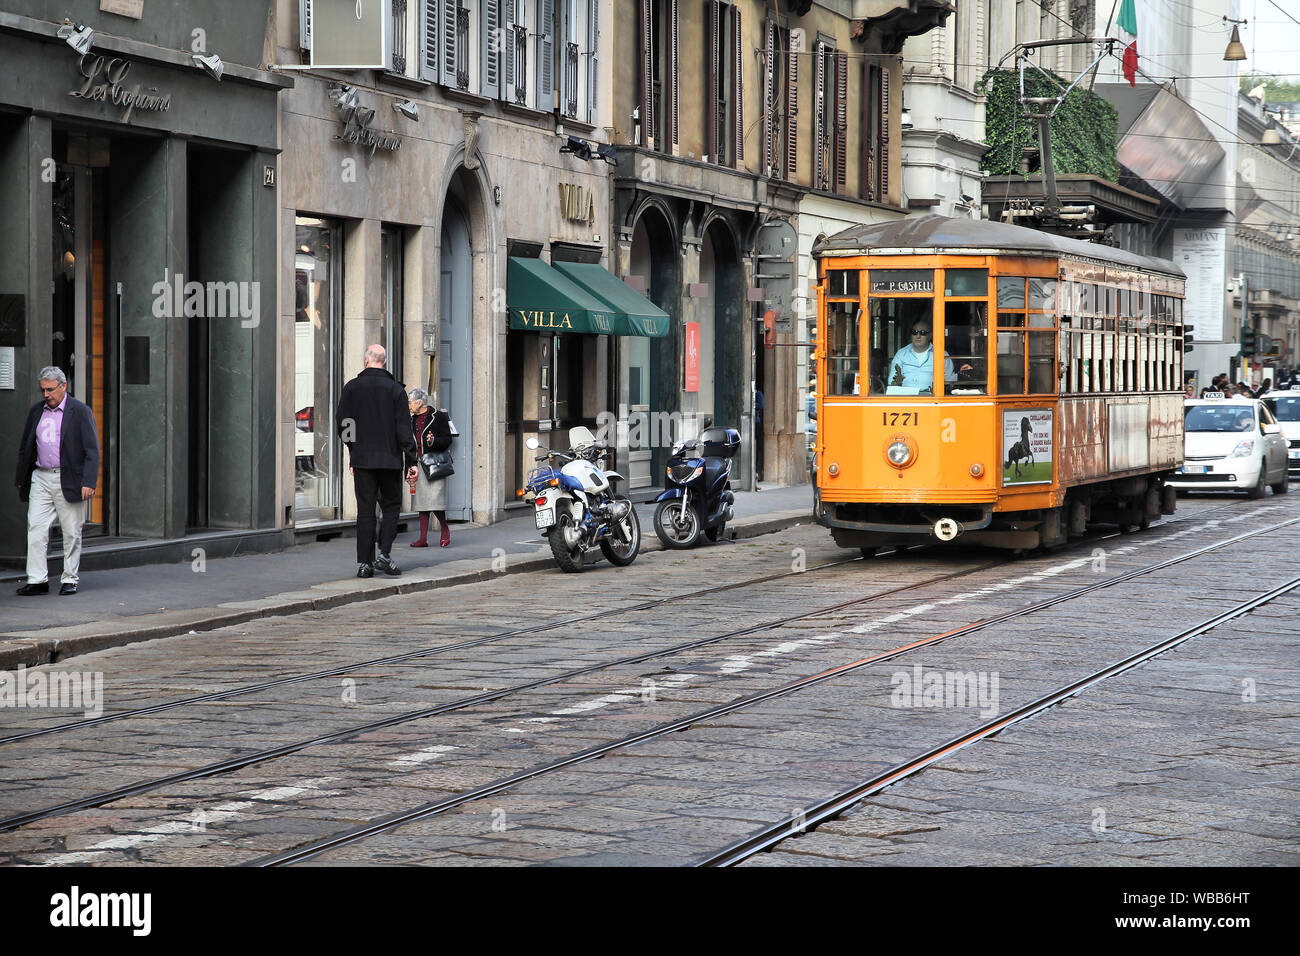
69,53,170,123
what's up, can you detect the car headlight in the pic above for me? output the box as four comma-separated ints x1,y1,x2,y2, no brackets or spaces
887,440,912,466
1229,440,1255,458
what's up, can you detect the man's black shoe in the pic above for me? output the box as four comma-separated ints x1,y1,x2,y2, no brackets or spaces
374,553,401,576
59,583,78,596
16,582,49,596
357,563,374,578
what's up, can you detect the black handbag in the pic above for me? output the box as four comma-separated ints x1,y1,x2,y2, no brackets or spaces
419,450,454,481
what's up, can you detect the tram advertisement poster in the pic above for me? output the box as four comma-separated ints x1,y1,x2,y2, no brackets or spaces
1002,409,1053,485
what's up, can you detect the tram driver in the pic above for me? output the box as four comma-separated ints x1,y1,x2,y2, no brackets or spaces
888,319,955,395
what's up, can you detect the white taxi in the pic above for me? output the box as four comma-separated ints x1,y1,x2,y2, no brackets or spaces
1261,386,1300,482
1169,394,1289,498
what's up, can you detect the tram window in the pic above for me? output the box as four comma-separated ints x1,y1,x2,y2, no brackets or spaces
1028,332,1056,394
996,331,1026,394
826,301,861,396
1060,331,1073,392
943,302,988,395
945,269,988,297
826,269,860,297
1080,333,1095,392
1027,278,1056,310
869,297,939,395
997,277,1025,310
1102,334,1114,391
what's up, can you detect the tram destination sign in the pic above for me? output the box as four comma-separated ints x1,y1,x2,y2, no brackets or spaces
870,270,933,294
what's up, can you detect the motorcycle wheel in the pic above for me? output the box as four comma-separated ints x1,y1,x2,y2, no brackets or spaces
704,522,725,543
548,512,585,573
654,499,702,549
600,503,641,566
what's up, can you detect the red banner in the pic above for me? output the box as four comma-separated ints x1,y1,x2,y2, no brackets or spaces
684,322,700,392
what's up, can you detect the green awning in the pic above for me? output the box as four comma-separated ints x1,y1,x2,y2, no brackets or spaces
508,257,618,334
507,257,670,337
552,261,671,338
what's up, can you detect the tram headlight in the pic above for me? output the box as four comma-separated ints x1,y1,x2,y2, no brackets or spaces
887,440,912,466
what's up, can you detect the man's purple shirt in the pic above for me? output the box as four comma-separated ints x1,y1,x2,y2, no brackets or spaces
36,395,66,469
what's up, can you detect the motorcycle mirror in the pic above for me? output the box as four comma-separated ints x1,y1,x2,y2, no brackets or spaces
525,437,541,450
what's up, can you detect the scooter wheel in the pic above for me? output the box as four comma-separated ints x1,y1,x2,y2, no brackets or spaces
654,499,702,549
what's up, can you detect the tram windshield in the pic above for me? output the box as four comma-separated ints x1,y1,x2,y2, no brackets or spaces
942,302,989,395
868,298,944,395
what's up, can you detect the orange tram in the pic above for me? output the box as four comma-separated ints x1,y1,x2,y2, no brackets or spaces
811,216,1188,553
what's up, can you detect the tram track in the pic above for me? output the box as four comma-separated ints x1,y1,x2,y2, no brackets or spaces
0,498,1250,749
0,503,1280,848
244,512,1300,866
701,574,1300,866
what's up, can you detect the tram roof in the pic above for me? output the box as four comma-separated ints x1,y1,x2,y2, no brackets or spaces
814,215,1184,279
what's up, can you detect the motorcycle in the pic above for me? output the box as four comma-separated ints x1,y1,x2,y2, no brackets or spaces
653,426,740,548
523,426,641,573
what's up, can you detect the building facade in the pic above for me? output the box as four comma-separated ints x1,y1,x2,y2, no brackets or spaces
0,1,285,557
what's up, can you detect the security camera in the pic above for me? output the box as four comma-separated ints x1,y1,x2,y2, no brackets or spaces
393,99,420,121
193,53,223,81
960,192,976,204
57,21,94,55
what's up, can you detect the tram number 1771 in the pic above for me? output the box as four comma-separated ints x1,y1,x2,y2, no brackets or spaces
882,412,920,426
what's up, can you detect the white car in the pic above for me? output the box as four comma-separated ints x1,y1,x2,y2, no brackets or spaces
1261,387,1300,482
1169,396,1289,498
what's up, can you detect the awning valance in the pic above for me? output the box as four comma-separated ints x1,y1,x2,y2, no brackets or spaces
507,257,669,337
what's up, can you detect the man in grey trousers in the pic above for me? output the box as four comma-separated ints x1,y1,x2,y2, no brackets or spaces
14,366,100,595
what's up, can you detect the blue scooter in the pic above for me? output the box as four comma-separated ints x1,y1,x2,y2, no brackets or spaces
653,426,739,548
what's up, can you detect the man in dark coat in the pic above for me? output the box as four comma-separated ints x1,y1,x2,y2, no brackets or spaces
336,344,417,577
14,366,100,595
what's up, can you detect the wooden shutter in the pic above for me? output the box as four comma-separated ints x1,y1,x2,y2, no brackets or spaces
586,0,599,125
880,65,890,198
538,0,555,109
669,0,679,148
440,0,458,86
300,0,313,50
761,20,775,176
483,0,502,98
813,42,826,189
707,0,720,164
785,30,798,178
639,0,653,146
732,3,743,166
834,50,847,191
504,0,516,101
420,0,437,79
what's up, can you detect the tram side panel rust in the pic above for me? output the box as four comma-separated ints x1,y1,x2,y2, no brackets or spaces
1059,397,1107,484
1149,393,1183,469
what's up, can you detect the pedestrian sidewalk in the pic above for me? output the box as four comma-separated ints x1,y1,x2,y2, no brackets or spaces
0,484,814,666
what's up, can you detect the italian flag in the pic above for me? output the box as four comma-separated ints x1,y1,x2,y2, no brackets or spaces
1118,0,1139,86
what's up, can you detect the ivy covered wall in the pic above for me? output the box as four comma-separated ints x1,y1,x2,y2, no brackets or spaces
977,69,1120,182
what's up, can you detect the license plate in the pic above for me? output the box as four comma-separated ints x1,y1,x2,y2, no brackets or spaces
1182,464,1206,474
1290,450,1299,460
535,507,555,529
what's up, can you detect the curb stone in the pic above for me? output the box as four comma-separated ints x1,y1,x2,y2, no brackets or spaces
0,510,810,667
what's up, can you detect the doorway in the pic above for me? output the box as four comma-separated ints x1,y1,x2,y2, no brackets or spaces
439,194,474,521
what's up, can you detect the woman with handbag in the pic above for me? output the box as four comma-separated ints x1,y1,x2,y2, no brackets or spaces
407,388,454,547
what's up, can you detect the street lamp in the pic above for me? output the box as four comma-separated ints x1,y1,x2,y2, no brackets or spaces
1223,17,1247,62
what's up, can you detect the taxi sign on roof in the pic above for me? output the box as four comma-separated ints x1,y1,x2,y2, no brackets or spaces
1202,391,1225,399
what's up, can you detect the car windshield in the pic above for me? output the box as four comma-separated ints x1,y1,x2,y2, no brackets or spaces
1264,395,1300,422
1185,405,1256,432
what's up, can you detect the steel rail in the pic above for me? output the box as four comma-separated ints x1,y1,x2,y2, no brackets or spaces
249,514,1300,866
0,555,1002,833
699,574,1300,866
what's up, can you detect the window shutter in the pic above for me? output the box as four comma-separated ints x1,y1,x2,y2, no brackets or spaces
300,0,312,50
561,0,576,117
785,31,798,178
537,0,555,109
707,0,719,164
639,0,653,147
813,42,826,189
586,0,599,125
834,50,847,191
421,0,437,80
880,66,890,198
732,4,743,166
761,20,775,176
440,0,458,86
482,0,501,98
504,0,516,100
669,0,679,148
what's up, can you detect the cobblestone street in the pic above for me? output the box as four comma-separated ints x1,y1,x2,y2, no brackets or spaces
0,494,1295,867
